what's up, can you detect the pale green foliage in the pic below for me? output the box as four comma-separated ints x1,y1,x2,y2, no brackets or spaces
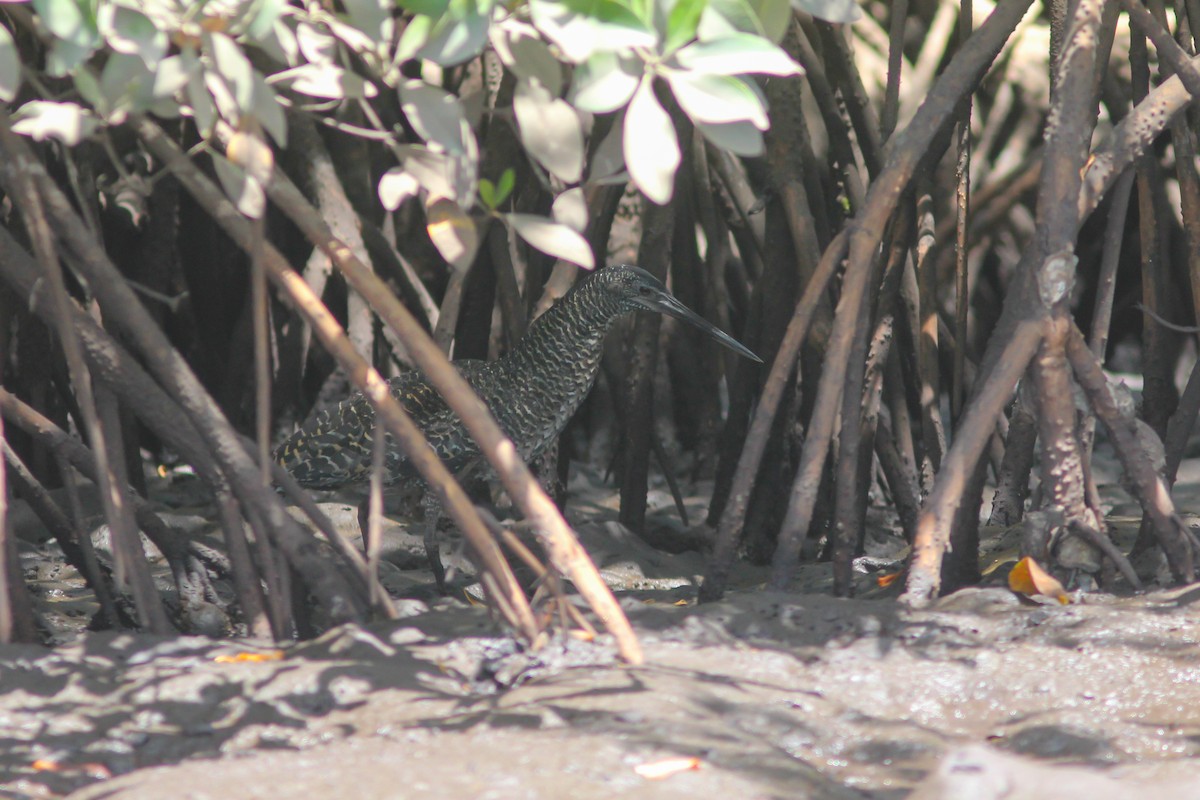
5,0,857,263
0,23,21,103
11,100,99,145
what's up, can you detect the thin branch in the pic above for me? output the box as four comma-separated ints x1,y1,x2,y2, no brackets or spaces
0,160,367,627
770,0,1036,590
0,108,169,633
1066,325,1196,580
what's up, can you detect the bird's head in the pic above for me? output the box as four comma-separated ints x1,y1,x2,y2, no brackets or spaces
593,265,762,363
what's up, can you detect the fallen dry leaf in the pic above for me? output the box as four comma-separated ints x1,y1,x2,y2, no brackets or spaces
213,650,284,663
1008,557,1070,604
876,570,903,588
31,760,111,779
634,757,704,780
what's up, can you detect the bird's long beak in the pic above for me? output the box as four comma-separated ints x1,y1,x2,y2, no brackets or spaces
650,292,763,363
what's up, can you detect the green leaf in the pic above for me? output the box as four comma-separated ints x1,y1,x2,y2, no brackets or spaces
755,0,791,42
330,17,382,63
495,167,515,205
674,33,802,76
478,178,496,209
99,4,167,68
0,24,21,103
792,0,862,24
475,168,516,210
186,53,216,136
514,78,585,183
589,121,626,182
698,0,791,43
695,118,763,155
396,15,433,63
665,71,768,128
663,0,707,54
152,55,190,100
34,0,100,75
296,21,338,64
257,18,299,66
623,77,679,204
270,64,379,100
490,19,563,96
400,79,470,154
211,151,266,219
46,39,95,77
396,144,477,203
342,0,392,41
570,52,642,114
530,0,658,63
418,2,489,67
33,0,97,46
99,52,155,118
73,69,103,109
506,213,595,269
252,72,287,147
552,187,587,231
243,0,287,40
399,0,451,16
628,0,654,27
207,31,255,110
205,68,239,123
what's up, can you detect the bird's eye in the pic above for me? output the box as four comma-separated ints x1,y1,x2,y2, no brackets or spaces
638,285,654,296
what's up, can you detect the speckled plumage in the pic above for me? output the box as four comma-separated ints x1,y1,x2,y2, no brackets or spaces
274,265,759,493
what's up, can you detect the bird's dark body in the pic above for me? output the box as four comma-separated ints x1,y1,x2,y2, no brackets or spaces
275,266,716,492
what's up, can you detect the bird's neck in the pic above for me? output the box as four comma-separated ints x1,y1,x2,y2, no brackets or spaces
500,277,628,386
468,277,633,461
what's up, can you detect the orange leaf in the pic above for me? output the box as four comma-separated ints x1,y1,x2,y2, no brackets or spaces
214,650,284,663
634,757,703,780
876,570,902,588
1008,557,1070,604
30,760,111,779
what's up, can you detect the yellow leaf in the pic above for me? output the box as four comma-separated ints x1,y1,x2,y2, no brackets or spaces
227,129,274,186
634,757,703,780
425,197,478,272
1008,557,1070,604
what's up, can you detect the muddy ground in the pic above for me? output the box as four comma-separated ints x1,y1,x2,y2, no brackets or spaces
4,453,1200,799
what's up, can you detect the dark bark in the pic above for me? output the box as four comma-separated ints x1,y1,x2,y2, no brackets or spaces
619,198,673,535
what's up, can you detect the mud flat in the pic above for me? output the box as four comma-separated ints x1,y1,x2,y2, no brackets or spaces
2,580,1200,799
